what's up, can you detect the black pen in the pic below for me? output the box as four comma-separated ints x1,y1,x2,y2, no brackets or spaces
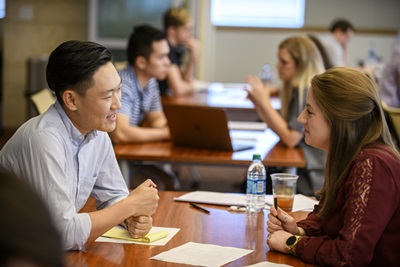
189,203,210,214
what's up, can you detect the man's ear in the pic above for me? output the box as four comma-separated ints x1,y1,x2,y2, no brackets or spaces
136,55,147,70
62,89,78,111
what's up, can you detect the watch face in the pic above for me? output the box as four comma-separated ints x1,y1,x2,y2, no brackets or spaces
286,235,297,246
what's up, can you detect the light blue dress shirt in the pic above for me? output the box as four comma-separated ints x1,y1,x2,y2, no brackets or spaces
0,101,129,250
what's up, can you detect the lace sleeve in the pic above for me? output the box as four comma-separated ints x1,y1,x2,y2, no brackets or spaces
296,151,399,266
297,204,322,236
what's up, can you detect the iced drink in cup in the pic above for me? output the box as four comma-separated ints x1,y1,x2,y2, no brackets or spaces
270,173,299,212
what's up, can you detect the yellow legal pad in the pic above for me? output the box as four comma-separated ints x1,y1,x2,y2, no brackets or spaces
102,227,169,243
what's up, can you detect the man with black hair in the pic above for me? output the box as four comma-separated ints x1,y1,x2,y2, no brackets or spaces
0,40,159,251
109,24,179,190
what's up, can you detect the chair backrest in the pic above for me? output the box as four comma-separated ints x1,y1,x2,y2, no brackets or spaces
29,88,56,115
382,101,400,144
113,61,127,71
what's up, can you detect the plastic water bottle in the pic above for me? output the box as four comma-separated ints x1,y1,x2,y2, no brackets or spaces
246,154,266,213
259,63,272,85
368,42,378,67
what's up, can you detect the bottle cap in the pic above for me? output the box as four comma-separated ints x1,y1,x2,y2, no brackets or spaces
252,154,261,160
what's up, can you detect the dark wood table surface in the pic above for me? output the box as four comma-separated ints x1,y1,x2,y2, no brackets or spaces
65,191,317,267
161,83,281,111
114,140,305,168
115,83,304,189
161,83,281,122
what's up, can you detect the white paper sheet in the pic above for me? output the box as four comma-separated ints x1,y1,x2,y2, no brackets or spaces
174,191,318,212
230,129,280,161
228,121,267,131
245,262,293,267
174,191,246,206
95,226,180,246
151,242,253,267
265,194,318,212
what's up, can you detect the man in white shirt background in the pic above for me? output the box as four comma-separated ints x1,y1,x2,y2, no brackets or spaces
319,19,355,67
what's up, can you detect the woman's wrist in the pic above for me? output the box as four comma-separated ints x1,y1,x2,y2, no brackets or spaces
297,226,305,236
285,235,303,256
257,98,272,112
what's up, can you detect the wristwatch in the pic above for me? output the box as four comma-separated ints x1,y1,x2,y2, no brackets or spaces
285,235,302,256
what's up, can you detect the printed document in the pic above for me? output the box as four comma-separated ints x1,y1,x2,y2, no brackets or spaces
151,242,253,266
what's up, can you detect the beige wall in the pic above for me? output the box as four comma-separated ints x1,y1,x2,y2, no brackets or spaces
3,0,400,129
198,0,400,83
3,0,87,128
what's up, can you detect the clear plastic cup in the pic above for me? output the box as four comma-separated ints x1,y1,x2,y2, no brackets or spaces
270,173,299,212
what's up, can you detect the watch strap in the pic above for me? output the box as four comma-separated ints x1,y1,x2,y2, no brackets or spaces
285,235,302,256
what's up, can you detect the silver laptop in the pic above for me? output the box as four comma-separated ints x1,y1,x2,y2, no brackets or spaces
163,105,255,151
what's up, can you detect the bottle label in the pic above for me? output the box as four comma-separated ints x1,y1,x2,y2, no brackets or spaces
247,179,266,195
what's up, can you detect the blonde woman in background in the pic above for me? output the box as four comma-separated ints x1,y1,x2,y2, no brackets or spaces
246,35,326,196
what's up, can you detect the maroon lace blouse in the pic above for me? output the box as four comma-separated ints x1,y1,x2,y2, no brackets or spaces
296,143,400,266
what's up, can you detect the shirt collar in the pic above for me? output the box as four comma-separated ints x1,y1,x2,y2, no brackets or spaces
54,101,98,145
126,66,154,93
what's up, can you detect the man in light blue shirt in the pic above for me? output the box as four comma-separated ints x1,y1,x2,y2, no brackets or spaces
0,40,159,250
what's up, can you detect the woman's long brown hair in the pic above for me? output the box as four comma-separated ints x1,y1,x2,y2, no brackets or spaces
311,67,399,218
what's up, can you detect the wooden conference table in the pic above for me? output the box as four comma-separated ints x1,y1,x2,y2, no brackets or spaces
114,82,304,186
65,191,317,267
113,132,305,189
115,83,301,166
114,139,305,168
162,82,281,121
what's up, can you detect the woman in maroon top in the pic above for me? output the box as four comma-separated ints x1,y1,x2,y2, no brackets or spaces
266,67,400,266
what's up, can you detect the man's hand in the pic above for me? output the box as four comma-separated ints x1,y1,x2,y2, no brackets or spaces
185,38,200,62
127,179,159,217
125,216,153,238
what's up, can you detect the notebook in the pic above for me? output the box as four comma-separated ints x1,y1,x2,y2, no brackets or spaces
163,105,255,151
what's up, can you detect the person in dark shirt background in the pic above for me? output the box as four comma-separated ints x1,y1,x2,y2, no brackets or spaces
158,7,200,96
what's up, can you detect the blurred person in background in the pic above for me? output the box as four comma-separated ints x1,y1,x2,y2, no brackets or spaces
378,34,400,145
110,24,171,144
158,7,200,96
110,24,178,190
308,34,334,70
246,35,327,196
379,37,400,108
319,19,355,67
